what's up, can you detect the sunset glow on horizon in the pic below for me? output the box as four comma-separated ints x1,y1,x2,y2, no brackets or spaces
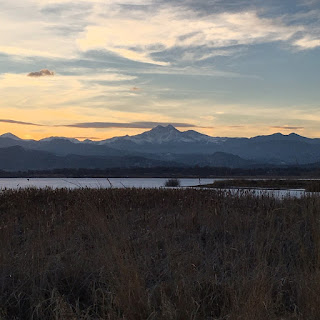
1,0,320,140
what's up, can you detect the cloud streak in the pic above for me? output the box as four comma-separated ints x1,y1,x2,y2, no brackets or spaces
63,121,197,129
0,119,44,126
0,118,198,129
271,126,304,130
0,119,198,130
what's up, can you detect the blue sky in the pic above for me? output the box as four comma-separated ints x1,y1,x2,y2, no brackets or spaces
0,0,319,139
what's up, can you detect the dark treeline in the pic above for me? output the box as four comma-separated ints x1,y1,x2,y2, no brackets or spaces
1,165,320,178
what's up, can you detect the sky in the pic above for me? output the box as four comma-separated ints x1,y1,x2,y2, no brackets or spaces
1,0,320,140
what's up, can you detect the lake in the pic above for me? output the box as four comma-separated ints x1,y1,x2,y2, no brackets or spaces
0,177,214,190
0,177,313,198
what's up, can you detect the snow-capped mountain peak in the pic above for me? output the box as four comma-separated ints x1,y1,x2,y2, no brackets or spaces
101,125,224,145
151,124,179,133
39,136,81,143
134,125,182,143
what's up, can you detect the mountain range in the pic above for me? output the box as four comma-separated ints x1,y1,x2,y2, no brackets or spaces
1,125,320,171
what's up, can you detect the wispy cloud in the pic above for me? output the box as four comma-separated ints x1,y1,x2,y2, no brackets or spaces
271,126,304,130
77,7,311,65
1,0,319,65
0,72,136,110
0,119,197,130
63,121,197,129
1,0,319,66
0,119,44,126
294,36,320,49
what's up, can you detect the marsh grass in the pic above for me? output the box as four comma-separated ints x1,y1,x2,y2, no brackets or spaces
1,187,320,319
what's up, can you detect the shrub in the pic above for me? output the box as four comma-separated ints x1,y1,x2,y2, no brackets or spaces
164,178,181,187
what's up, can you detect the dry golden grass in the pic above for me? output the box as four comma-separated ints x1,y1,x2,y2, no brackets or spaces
1,187,320,319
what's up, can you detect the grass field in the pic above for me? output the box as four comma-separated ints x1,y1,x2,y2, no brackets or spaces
1,187,320,319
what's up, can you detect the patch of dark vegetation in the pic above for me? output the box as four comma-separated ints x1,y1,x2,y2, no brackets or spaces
1,188,320,319
201,179,320,192
164,178,181,187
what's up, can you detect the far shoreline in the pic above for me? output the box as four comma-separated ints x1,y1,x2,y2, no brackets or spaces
1,165,320,179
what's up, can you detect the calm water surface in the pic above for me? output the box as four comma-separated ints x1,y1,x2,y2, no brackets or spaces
0,177,313,198
0,178,214,190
